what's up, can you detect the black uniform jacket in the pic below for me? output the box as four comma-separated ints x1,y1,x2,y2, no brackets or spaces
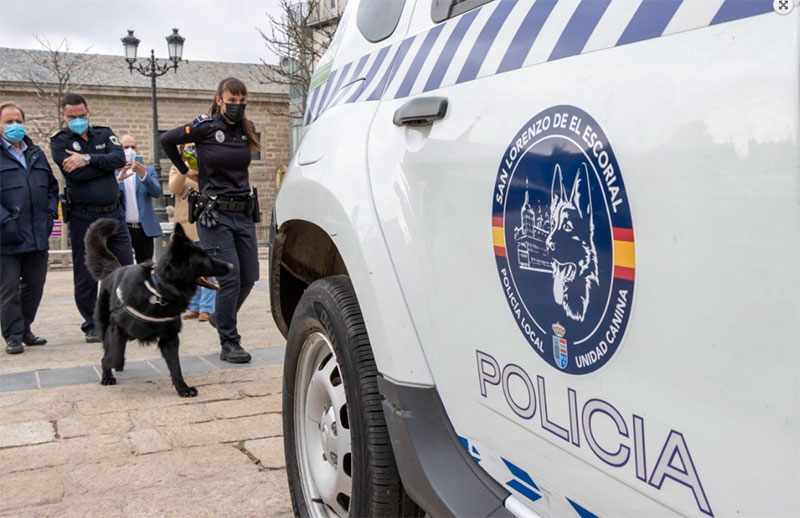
50,125,125,206
160,113,252,197
0,136,59,254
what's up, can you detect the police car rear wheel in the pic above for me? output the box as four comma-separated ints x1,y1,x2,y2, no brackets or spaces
283,275,422,517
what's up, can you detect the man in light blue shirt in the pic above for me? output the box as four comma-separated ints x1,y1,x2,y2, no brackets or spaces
116,135,163,263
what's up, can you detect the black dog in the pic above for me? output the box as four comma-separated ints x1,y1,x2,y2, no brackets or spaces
84,218,232,397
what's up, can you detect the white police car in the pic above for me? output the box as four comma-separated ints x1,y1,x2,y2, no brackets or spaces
269,1,799,516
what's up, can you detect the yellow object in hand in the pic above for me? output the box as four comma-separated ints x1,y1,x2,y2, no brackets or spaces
183,148,198,170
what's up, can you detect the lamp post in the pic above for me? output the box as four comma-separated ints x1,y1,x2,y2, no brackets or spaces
120,28,185,221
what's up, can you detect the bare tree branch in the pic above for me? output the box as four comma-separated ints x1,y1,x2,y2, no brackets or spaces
21,35,96,143
253,0,340,118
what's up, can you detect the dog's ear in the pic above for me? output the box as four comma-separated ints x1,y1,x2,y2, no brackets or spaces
173,223,186,238
571,163,592,219
169,223,191,251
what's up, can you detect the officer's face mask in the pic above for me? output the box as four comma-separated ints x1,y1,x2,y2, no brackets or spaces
2,123,26,143
68,117,89,135
223,103,246,123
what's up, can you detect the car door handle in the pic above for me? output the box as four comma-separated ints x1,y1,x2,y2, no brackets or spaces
393,97,448,126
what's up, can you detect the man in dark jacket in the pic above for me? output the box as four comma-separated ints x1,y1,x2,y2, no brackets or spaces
0,101,59,354
50,93,133,342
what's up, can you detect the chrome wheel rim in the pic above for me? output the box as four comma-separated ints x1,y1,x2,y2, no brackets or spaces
295,331,353,517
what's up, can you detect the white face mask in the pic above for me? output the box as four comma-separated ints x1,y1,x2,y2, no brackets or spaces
124,147,137,163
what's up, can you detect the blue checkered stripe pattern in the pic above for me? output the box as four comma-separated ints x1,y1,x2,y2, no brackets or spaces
305,0,773,126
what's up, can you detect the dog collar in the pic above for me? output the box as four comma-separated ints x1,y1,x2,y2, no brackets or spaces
145,274,167,306
149,268,181,302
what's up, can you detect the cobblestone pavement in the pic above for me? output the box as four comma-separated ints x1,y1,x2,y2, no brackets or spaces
0,260,293,517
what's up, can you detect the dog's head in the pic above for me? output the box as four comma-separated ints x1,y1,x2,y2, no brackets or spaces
159,223,233,290
545,163,599,322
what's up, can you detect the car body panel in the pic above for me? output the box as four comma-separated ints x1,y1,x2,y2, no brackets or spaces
276,100,435,386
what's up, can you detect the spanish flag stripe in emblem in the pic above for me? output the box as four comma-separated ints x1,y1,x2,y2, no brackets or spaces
613,227,634,241
492,227,505,256
614,241,636,269
494,222,635,277
614,266,635,282
612,227,635,280
492,217,505,256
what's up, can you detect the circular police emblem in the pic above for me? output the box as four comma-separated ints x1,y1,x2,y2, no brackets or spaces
215,130,225,143
72,141,81,151
492,105,635,374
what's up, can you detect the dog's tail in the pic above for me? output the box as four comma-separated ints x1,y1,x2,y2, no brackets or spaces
84,218,122,281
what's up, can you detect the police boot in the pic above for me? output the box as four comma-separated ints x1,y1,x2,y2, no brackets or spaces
220,340,251,364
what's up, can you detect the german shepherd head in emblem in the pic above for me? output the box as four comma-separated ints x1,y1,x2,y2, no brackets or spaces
546,163,599,322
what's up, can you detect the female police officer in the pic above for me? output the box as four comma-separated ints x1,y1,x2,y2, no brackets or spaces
160,77,262,363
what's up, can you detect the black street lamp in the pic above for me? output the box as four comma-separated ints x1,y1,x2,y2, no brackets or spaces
121,28,185,221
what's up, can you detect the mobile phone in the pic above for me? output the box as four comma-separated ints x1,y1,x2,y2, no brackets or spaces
134,155,144,164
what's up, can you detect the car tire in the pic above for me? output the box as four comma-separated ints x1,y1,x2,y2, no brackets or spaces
283,275,422,517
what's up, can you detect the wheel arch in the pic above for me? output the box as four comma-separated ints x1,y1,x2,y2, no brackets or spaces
269,218,348,336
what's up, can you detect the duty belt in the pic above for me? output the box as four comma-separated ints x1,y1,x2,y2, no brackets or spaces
77,202,118,214
214,198,249,212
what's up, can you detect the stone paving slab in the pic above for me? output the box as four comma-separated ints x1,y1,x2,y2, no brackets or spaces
0,420,55,448
0,371,37,392
37,365,100,388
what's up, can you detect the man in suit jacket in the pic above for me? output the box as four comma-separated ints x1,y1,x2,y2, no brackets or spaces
117,135,163,263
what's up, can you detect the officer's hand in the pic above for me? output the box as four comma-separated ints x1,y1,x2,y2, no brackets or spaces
186,169,199,182
62,150,86,173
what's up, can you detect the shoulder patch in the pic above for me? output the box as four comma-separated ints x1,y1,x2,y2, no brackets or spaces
193,114,212,127
109,135,120,146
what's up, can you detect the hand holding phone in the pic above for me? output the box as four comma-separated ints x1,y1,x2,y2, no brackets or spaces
131,156,146,179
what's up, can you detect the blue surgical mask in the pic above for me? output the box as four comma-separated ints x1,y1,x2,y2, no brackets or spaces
3,123,25,143
68,117,89,135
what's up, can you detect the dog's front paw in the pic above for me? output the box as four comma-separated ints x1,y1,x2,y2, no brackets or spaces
177,386,198,398
101,375,117,386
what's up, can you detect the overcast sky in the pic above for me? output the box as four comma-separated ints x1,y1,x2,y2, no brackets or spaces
0,0,284,65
